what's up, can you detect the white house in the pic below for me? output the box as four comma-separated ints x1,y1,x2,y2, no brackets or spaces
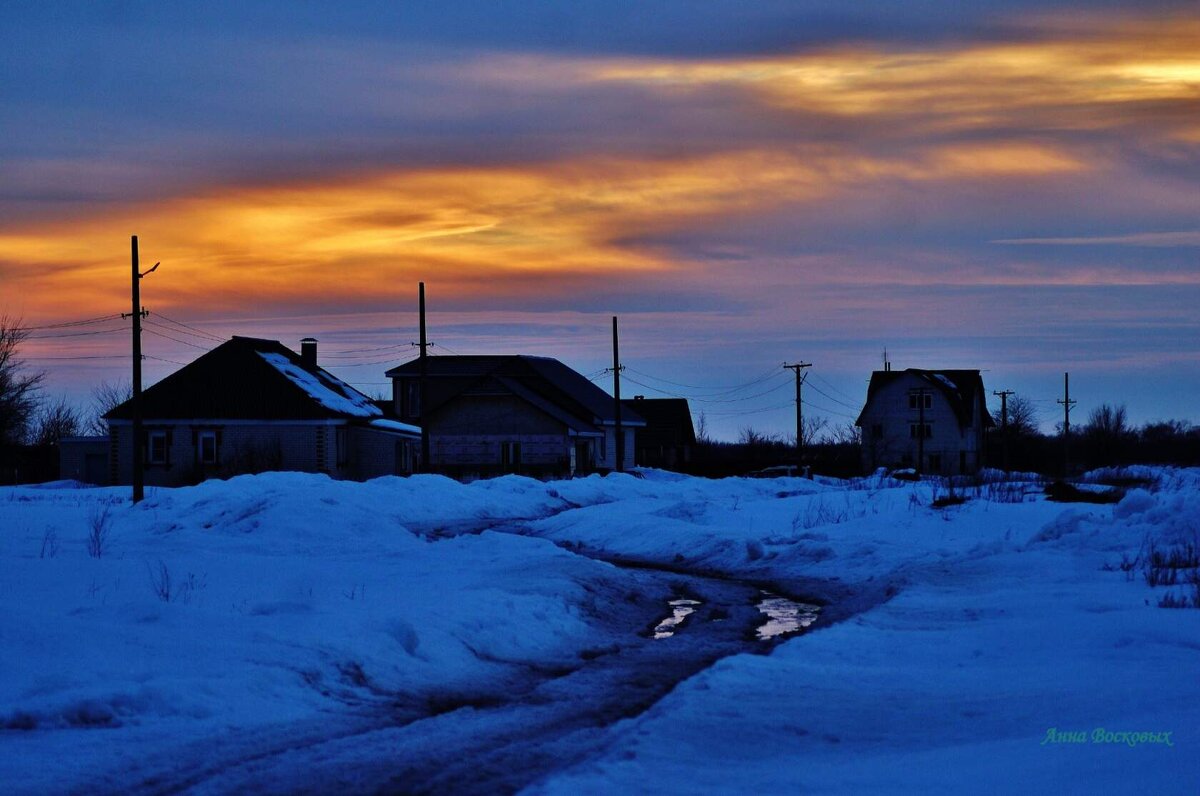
855,367,993,475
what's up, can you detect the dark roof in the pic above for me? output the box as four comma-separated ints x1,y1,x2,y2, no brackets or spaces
855,368,995,429
387,355,645,428
622,398,696,446
107,337,383,421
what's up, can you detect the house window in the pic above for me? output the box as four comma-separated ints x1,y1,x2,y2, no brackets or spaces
909,423,932,439
198,431,217,465
335,427,347,467
405,380,421,417
928,454,942,472
500,441,521,472
148,431,168,464
871,423,882,439
960,451,968,473
908,392,932,410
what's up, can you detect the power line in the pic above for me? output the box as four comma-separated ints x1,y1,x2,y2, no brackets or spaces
143,318,223,343
623,364,787,397
621,373,793,404
810,372,861,404
803,380,860,411
142,327,213,350
703,400,795,417
150,313,226,342
26,325,128,340
21,313,124,331
800,397,858,420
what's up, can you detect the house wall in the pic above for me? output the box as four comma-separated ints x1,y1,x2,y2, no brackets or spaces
109,422,346,487
58,437,110,484
347,427,417,480
597,427,636,472
858,374,986,474
426,396,574,479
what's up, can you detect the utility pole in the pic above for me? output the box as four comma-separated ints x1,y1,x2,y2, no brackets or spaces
783,362,812,469
123,235,157,504
416,282,432,473
612,316,624,472
1057,372,1076,477
994,389,1014,472
913,387,930,476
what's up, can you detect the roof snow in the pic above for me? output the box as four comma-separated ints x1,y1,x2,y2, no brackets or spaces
258,353,382,418
932,373,958,392
368,418,421,435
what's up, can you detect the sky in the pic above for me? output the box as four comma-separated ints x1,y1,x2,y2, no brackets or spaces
2,1,1198,440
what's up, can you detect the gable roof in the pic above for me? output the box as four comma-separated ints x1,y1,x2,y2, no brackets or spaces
386,355,645,428
622,398,696,446
855,368,995,429
106,336,383,421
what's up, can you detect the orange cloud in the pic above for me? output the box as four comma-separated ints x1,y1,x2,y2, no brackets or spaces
585,17,1200,130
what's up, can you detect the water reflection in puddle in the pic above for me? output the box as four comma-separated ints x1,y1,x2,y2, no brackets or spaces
755,592,820,640
653,599,702,639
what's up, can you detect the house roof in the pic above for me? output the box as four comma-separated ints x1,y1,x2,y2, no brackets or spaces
621,398,696,446
855,368,995,429
106,336,384,422
386,355,645,429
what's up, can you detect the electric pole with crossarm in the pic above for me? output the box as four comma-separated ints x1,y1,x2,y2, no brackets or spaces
783,362,812,470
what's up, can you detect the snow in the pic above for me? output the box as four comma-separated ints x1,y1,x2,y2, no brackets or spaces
257,352,382,417
932,372,958,392
2,468,1199,793
368,418,421,435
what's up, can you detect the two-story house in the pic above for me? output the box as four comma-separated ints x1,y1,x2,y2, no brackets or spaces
855,367,993,475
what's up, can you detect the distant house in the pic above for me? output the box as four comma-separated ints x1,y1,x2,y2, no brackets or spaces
104,337,419,486
386,355,645,479
855,367,993,475
622,396,695,470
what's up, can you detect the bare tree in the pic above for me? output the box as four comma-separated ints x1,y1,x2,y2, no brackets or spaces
992,393,1040,437
32,397,82,446
86,379,132,436
694,410,711,445
1085,403,1129,438
0,316,44,445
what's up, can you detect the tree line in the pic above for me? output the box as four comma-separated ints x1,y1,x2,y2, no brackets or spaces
1,317,129,482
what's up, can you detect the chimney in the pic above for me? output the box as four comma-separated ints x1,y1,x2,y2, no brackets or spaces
300,337,318,370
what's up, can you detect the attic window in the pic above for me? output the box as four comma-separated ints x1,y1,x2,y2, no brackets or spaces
908,393,932,410
405,380,421,417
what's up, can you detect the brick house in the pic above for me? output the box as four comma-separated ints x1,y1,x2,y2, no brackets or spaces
385,355,645,479
855,367,993,475
103,336,419,486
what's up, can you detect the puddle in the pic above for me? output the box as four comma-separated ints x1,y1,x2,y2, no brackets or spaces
652,599,702,639
755,592,820,641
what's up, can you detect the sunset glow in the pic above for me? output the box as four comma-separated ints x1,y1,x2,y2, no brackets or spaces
2,5,1198,437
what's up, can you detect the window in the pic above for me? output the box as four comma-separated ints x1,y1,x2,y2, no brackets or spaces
148,431,168,464
871,423,882,439
404,380,421,417
500,441,521,472
960,451,968,473
928,454,942,472
909,423,932,439
198,431,217,465
908,392,932,410
335,427,347,467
